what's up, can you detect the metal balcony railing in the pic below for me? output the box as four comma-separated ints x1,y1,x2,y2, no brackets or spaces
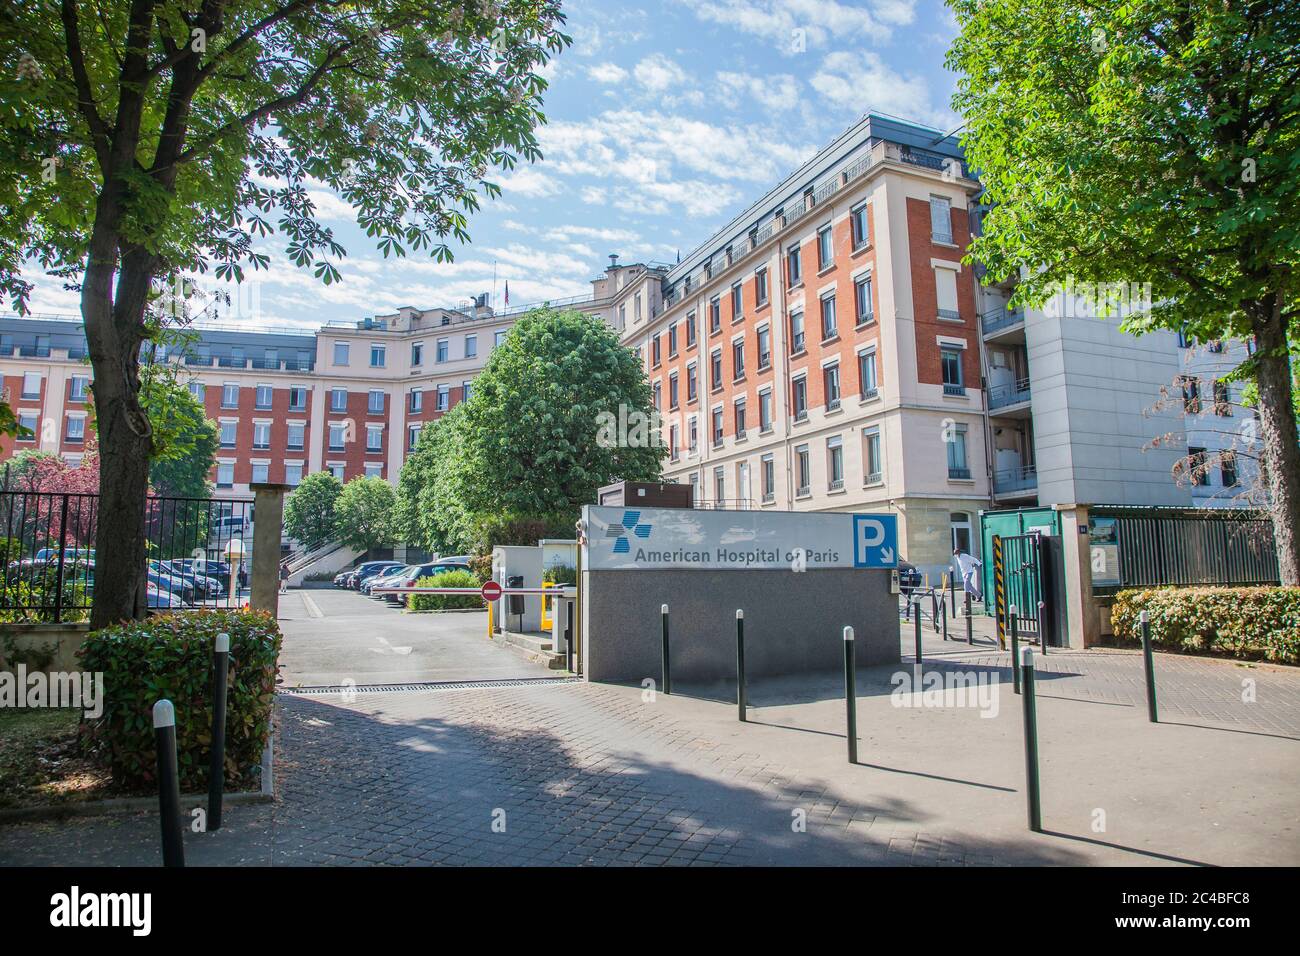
981,307,1026,335
988,377,1032,410
993,465,1038,494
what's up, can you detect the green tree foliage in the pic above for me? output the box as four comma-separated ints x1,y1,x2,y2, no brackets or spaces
397,308,664,554
0,1,570,626
334,475,395,552
948,0,1300,582
139,364,219,498
283,471,342,552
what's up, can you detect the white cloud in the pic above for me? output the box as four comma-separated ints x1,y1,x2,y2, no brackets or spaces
810,51,955,130
716,71,800,111
678,0,915,52
587,62,628,84
633,53,691,93
494,165,561,198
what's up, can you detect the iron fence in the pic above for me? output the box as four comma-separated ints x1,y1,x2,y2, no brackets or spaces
0,484,255,623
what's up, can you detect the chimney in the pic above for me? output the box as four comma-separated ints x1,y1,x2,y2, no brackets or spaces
608,253,620,270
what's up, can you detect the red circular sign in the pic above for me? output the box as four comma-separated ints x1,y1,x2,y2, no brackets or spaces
480,580,503,603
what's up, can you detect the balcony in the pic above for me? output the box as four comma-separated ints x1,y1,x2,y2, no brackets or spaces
981,306,1026,337
988,377,1032,411
948,466,972,480
993,465,1038,495
943,383,966,397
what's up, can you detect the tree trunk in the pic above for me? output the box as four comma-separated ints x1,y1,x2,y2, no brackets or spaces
1251,301,1300,586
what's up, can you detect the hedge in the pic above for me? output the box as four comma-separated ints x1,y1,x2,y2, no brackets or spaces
408,569,483,611
1111,586,1300,664
77,609,281,791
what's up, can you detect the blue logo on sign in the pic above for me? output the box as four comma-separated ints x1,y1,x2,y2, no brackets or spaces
852,514,898,568
609,511,653,554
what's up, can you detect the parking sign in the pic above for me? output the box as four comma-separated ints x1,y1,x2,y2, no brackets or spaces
853,514,898,568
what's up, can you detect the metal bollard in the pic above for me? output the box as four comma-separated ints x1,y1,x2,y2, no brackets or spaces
565,599,575,675
154,700,185,867
913,600,923,675
1037,600,1047,656
965,590,973,645
843,626,857,764
931,589,940,633
1020,646,1042,832
736,609,747,722
660,604,671,696
1010,605,1021,695
208,632,230,831
942,594,949,641
1140,610,1158,723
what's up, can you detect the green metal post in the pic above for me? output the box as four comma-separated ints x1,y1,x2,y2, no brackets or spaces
1010,604,1021,695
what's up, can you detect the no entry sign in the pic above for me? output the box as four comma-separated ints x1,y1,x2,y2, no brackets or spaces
480,580,503,602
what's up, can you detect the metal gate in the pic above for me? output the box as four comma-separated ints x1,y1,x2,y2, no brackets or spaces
993,532,1055,648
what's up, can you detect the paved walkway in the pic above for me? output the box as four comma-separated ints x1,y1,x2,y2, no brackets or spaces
1,594,1296,867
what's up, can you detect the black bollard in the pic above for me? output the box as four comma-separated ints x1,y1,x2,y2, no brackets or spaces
154,700,185,867
1010,604,1021,695
208,632,230,831
1140,610,1158,723
736,609,747,722
1021,646,1042,832
965,590,973,645
843,626,857,764
1038,600,1048,655
660,604,671,696
913,600,923,675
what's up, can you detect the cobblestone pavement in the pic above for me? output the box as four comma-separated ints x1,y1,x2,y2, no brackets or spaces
2,606,1296,868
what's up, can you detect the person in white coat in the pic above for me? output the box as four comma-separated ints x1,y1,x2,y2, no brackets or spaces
953,548,982,601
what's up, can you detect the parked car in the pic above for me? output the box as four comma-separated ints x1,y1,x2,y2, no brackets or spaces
146,566,195,604
362,564,413,597
897,561,922,595
378,561,471,606
158,559,225,598
332,570,351,588
347,560,402,591
33,547,95,566
146,584,183,609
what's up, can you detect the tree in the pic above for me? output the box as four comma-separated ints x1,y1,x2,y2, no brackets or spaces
139,364,218,498
948,0,1300,583
284,470,341,552
400,308,664,553
0,2,570,627
334,475,395,552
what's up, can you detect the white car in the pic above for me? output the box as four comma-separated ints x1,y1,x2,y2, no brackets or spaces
146,585,183,609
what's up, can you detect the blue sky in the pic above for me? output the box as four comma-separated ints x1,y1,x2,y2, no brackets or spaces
25,0,964,331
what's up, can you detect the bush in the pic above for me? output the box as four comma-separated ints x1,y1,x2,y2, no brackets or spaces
408,569,483,611
542,564,576,585
467,552,492,584
1111,586,1300,664
77,610,281,791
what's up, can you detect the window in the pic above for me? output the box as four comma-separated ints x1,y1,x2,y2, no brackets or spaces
652,335,661,366
854,275,873,325
823,363,841,410
465,335,477,358
1182,376,1202,414
436,338,449,363
1221,451,1238,487
950,513,972,554
17,412,36,440
731,283,743,321
652,382,662,410
817,225,833,270
219,421,237,448
66,415,85,442
634,294,642,322
255,384,273,409
792,376,808,421
669,425,680,462
289,386,307,411
287,422,305,451
686,312,697,347
710,350,723,391
712,407,724,448
412,341,424,366
285,463,303,486
370,344,386,368
330,388,347,412
941,348,965,395
732,338,745,379
859,350,878,398
820,293,837,340
759,389,773,433
69,375,89,402
786,243,802,286
1213,380,1232,416
864,428,883,484
755,267,769,306
409,388,423,413
757,325,771,370
827,436,844,490
930,196,953,243
495,330,508,347
850,203,869,249
710,297,721,333
618,304,627,329
408,424,422,450
686,362,698,402
795,445,810,496
737,460,751,505
222,383,239,408
253,422,270,450
333,341,349,366
713,466,725,504
328,463,345,480
761,454,775,503
935,267,960,321
790,311,805,353
668,323,678,357
436,385,450,411
734,398,747,439
365,463,383,478
461,380,471,404
217,462,235,488
688,417,698,454
1188,447,1209,486
947,424,970,479
669,373,679,409
188,381,204,402
251,462,269,485
366,389,383,414
366,424,383,452
329,422,347,451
